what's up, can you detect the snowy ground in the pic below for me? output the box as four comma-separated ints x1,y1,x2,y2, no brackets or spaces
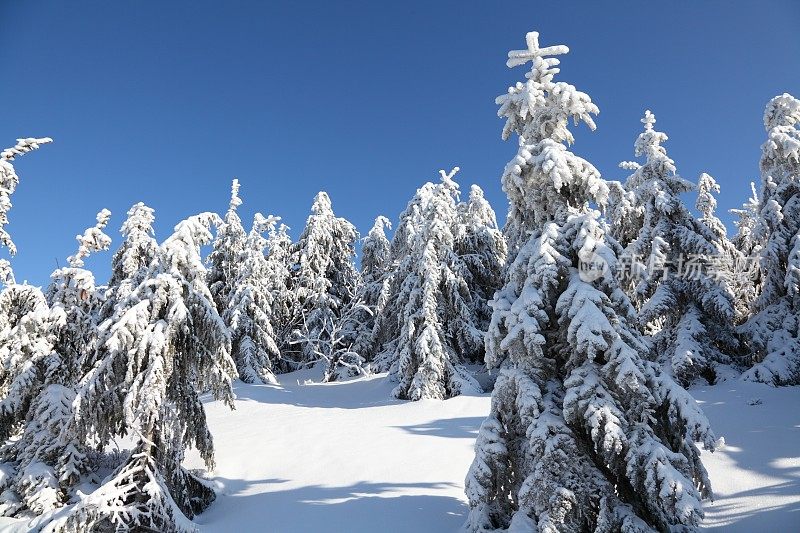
185,369,489,533
187,370,800,532
1,370,797,532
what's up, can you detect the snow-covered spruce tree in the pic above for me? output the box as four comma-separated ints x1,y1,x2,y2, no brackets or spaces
208,180,284,383
695,173,754,325
224,212,285,384
348,215,393,361
741,93,800,384
265,222,295,356
620,111,739,385
0,210,112,517
287,192,359,366
0,283,55,516
99,202,158,328
49,213,236,533
729,183,762,320
379,169,481,400
455,184,507,361
464,32,715,532
208,179,247,319
730,182,762,258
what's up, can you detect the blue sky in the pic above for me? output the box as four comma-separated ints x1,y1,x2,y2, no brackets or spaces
2,1,799,285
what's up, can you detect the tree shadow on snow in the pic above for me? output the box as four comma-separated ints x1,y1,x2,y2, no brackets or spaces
196,479,468,532
694,385,800,530
391,417,484,439
229,374,405,410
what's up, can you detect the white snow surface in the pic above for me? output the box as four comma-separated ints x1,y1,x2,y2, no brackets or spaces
185,368,488,532
184,370,799,532
2,370,796,532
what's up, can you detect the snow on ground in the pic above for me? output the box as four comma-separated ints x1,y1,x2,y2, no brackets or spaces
1,370,796,532
191,371,800,532
185,369,490,533
693,381,800,531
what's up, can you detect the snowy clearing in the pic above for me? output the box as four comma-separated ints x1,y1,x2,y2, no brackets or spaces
182,370,800,532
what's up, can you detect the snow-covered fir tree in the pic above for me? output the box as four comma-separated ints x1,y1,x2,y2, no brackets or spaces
730,182,762,258
377,169,482,400
208,179,247,317
729,182,762,320
0,210,112,517
265,222,295,355
207,180,284,383
741,93,800,385
287,192,359,367
620,111,739,385
99,202,158,325
465,32,716,532
455,184,507,361
349,215,393,361
224,212,285,384
49,213,236,532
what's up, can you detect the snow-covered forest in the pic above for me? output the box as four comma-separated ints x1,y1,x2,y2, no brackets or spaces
0,28,798,532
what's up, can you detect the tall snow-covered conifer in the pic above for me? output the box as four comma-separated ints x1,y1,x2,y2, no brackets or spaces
455,184,507,361
377,169,482,400
288,192,359,366
348,216,393,361
620,112,739,385
0,210,112,517
741,93,800,384
464,32,715,532
224,212,285,383
208,180,284,383
100,202,158,326
52,213,236,532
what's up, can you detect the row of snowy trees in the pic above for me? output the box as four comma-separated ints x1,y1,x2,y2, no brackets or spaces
0,27,796,532
0,134,507,529
464,30,800,532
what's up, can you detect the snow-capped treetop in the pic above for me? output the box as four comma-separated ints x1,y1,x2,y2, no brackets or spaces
362,215,392,280
462,185,499,230
625,110,694,223
497,32,605,247
229,178,243,211
696,173,720,220
696,173,728,238
0,137,52,256
67,208,112,268
311,190,333,216
438,167,461,198
730,182,760,254
763,92,800,131
165,212,222,280
498,31,595,145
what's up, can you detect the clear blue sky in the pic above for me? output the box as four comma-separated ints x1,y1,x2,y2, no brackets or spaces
2,1,799,285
